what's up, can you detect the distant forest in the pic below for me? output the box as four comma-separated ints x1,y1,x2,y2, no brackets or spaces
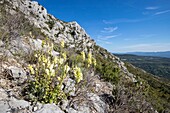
116,54,170,79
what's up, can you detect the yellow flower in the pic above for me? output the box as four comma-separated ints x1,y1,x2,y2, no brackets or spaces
58,77,61,81
73,66,83,83
49,63,54,71
64,64,70,73
59,58,64,65
61,40,65,48
53,56,58,64
29,32,34,38
38,56,41,62
51,69,55,77
34,53,38,58
92,57,96,66
81,51,85,61
45,69,50,75
42,63,46,66
28,65,35,75
62,52,67,60
87,52,92,67
42,40,46,47
41,55,47,63
29,32,32,36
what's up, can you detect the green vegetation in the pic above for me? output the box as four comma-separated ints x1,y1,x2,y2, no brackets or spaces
45,20,55,30
125,62,170,112
25,38,96,104
116,54,170,79
95,47,120,84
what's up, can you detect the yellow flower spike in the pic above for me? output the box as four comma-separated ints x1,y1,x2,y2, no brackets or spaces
49,63,54,71
42,40,46,47
64,64,70,73
92,57,96,66
47,61,51,69
38,56,41,62
87,52,92,67
42,63,46,67
63,73,67,79
29,32,32,36
29,32,34,38
61,40,64,48
73,66,83,83
58,77,61,81
42,55,48,63
28,65,35,75
62,52,67,60
88,52,92,61
45,69,50,75
34,53,38,58
51,69,55,77
81,51,85,61
53,56,58,64
59,58,64,65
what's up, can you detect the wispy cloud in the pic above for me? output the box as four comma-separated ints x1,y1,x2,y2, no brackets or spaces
114,43,170,52
97,34,121,40
97,39,113,45
145,6,159,10
124,37,145,41
154,10,170,15
103,18,149,24
101,27,118,33
140,34,156,38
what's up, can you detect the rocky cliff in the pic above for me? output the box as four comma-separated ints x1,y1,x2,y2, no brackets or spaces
0,0,165,113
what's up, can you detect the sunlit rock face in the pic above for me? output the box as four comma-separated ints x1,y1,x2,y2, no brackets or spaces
1,0,95,53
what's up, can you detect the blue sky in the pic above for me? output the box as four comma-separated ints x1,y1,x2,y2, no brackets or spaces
35,0,170,53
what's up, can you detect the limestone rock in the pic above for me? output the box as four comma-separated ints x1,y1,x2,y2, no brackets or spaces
0,101,9,113
87,93,107,113
8,97,30,109
35,104,64,113
64,78,76,96
0,88,8,100
8,66,27,79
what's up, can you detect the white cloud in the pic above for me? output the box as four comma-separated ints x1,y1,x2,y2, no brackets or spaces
103,18,149,24
113,43,170,52
145,6,159,10
154,10,170,15
105,41,112,44
97,39,112,45
101,27,118,33
140,34,156,38
97,34,121,40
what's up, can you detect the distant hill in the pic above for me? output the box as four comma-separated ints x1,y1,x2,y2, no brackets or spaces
122,51,170,58
115,54,170,79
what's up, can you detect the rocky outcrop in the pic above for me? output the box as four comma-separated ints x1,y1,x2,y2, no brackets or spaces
1,0,95,53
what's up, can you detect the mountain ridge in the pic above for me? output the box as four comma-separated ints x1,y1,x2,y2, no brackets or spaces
116,51,170,58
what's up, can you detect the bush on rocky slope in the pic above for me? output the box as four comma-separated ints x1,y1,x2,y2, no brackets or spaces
24,37,96,104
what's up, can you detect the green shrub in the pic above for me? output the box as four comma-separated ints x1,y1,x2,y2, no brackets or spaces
26,39,96,104
95,55,120,84
45,20,55,30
